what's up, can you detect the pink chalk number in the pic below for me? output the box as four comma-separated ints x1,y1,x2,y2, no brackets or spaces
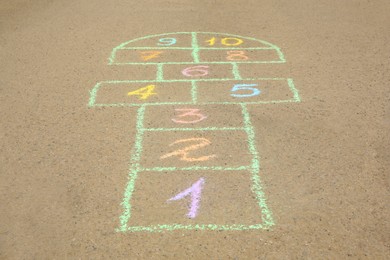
171,108,207,124
168,178,205,219
181,66,209,77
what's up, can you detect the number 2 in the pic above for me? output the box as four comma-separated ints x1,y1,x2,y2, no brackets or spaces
160,138,216,162
231,84,261,98
172,108,207,124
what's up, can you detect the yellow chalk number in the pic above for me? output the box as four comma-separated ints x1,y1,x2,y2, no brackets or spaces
205,37,243,46
127,85,157,100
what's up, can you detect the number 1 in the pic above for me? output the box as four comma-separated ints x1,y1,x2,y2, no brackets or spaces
167,177,205,219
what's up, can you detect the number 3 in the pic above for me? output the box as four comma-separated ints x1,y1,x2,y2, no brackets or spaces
231,84,261,98
172,108,207,124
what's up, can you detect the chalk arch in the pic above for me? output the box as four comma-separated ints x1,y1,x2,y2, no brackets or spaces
109,32,285,64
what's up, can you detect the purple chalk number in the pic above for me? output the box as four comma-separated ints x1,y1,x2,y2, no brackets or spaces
167,178,205,219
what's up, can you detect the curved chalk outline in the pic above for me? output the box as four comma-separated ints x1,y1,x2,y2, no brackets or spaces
108,32,285,64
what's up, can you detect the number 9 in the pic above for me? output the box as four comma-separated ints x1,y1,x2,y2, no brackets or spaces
158,38,177,46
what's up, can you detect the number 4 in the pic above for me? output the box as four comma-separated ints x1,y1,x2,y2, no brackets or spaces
127,85,157,100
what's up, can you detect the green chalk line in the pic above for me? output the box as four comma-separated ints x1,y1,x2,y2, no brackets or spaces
119,167,138,231
140,165,250,172
156,63,164,81
92,99,299,107
241,104,259,171
120,47,275,50
93,77,287,84
88,82,101,107
191,32,200,63
119,105,146,231
92,100,298,107
111,60,285,65
288,78,301,102
275,48,286,62
125,223,272,232
143,127,245,131
191,80,197,103
232,63,242,80
241,104,274,227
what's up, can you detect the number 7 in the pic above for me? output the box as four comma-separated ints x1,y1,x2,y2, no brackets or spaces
172,108,207,124
140,51,163,61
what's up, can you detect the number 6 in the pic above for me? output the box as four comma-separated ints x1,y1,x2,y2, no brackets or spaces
230,84,261,98
181,66,209,77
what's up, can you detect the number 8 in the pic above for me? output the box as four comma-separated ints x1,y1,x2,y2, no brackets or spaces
227,51,249,61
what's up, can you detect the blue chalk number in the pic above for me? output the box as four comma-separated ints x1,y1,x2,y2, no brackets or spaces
230,84,261,98
158,38,177,46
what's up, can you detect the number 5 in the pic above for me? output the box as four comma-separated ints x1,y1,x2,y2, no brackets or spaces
230,84,261,98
